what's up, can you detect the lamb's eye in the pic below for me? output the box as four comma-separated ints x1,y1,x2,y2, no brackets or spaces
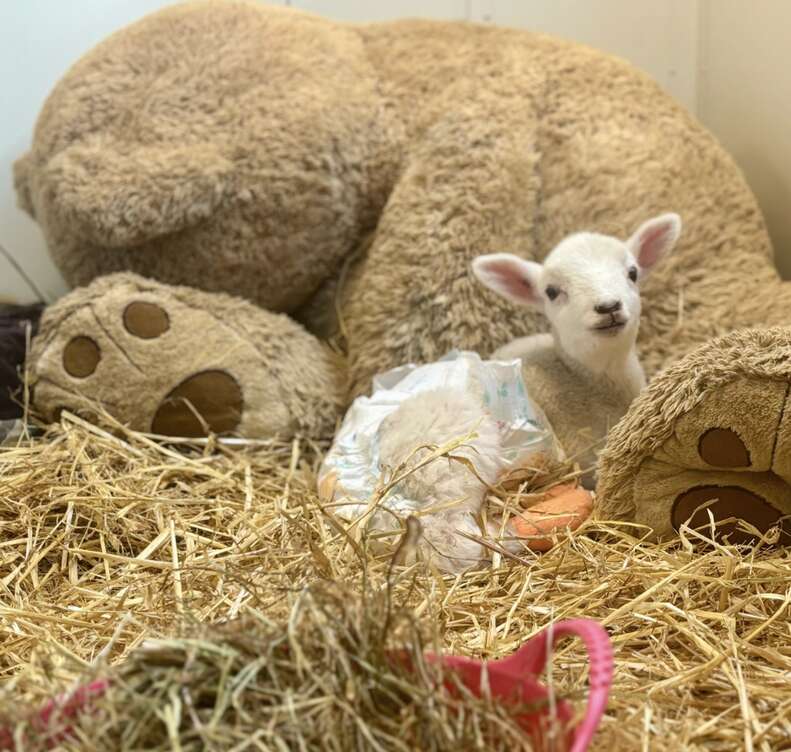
628,266,638,282
545,285,560,301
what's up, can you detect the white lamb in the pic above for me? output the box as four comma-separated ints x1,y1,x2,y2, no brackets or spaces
473,212,681,485
374,213,679,573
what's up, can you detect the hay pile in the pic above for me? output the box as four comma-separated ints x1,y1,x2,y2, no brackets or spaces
3,582,546,750
0,413,790,750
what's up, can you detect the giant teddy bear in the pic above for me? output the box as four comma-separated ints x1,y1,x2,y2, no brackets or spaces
13,1,791,543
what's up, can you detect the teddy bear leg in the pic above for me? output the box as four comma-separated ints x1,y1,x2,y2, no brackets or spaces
29,273,345,440
341,94,544,396
597,331,791,547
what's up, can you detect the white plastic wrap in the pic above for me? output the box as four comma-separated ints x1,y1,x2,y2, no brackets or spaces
0,419,25,447
317,351,560,534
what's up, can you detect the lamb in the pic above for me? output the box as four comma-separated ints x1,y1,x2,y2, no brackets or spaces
472,213,681,486
361,213,679,574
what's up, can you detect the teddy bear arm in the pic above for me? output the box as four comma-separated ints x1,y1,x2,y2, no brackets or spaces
342,97,545,396
596,327,791,547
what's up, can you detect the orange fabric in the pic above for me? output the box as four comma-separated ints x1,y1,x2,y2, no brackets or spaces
511,485,593,551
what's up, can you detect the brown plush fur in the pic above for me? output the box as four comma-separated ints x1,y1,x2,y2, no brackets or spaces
16,1,791,542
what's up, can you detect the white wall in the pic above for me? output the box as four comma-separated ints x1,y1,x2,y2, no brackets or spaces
0,0,181,304
0,1,787,302
283,0,468,21
697,0,791,278
470,0,699,112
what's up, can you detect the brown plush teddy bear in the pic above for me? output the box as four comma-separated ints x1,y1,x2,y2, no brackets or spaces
14,1,791,542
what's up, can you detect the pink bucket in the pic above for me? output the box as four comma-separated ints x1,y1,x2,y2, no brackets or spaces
0,618,612,750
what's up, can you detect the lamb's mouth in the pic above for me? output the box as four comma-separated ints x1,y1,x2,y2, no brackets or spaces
592,319,627,335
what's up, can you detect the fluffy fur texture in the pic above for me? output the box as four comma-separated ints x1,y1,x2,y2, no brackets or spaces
29,273,345,439
376,389,506,572
473,215,680,483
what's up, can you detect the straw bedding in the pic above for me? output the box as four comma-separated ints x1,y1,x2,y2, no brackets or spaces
0,413,790,750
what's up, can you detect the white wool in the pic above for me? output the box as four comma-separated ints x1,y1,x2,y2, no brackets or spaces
376,388,506,572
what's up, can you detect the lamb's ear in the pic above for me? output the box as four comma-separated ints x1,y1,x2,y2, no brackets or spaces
628,213,682,275
38,139,235,248
471,253,543,308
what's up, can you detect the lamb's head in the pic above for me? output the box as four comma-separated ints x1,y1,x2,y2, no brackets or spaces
472,213,681,366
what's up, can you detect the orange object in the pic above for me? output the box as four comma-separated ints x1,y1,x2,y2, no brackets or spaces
511,484,593,551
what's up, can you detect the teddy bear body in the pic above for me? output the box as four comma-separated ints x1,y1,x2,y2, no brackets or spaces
17,0,791,469
17,2,773,378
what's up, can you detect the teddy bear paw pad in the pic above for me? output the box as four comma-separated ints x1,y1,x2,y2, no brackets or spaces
151,370,243,436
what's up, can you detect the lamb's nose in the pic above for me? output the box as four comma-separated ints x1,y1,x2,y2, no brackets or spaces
594,300,622,314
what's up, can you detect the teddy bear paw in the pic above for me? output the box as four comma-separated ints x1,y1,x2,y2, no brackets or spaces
631,376,791,546
30,274,343,439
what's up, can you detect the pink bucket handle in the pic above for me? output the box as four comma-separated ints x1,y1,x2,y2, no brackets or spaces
495,618,613,752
